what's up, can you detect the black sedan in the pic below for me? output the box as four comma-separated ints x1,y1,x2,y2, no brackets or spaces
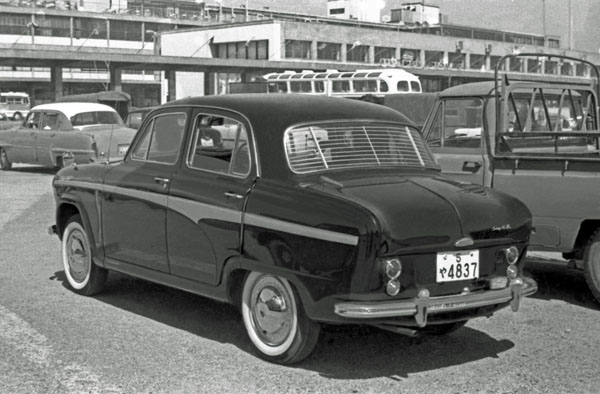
50,94,537,364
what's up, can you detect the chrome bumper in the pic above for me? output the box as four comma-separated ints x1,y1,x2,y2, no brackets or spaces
334,277,537,327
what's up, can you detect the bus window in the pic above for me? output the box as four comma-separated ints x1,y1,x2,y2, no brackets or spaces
411,81,422,92
314,81,325,93
332,80,350,93
268,82,288,93
354,80,377,93
397,81,409,92
380,81,389,92
290,81,312,93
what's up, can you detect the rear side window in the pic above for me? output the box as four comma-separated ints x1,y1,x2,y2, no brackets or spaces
131,112,187,165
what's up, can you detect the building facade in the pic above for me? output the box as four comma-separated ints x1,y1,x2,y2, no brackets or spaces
0,1,598,106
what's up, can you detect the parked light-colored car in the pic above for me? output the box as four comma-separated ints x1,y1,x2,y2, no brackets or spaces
0,102,136,170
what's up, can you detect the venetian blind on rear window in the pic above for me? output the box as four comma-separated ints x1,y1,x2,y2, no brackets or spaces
285,123,437,174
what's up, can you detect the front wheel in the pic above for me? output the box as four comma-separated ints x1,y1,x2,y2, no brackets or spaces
0,147,12,170
12,112,22,121
583,231,600,303
241,272,320,364
62,214,107,296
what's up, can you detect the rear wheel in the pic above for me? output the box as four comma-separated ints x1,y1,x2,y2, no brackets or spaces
0,147,12,170
12,112,22,121
582,230,600,303
241,272,320,364
62,214,107,296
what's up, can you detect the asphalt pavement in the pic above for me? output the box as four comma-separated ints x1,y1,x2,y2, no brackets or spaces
1,164,599,394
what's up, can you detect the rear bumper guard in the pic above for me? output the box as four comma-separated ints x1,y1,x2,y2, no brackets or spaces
334,276,537,327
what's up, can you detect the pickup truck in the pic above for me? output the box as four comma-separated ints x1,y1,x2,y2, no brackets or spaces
422,53,600,302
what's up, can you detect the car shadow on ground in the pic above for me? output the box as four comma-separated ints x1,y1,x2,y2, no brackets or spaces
52,270,515,378
523,258,599,311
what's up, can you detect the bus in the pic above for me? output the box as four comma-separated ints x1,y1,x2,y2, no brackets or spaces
0,92,30,121
229,68,422,98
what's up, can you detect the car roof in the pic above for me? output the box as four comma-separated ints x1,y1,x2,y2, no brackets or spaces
165,93,413,129
162,94,415,179
439,80,585,98
31,102,117,119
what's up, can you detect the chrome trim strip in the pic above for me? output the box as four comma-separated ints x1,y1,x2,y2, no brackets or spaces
244,213,359,246
54,179,358,246
334,277,537,319
168,195,242,224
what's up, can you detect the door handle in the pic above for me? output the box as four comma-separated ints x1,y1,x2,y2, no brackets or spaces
462,161,482,173
224,192,244,199
154,177,171,189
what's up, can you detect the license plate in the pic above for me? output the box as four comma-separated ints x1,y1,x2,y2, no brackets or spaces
118,144,129,156
436,250,479,282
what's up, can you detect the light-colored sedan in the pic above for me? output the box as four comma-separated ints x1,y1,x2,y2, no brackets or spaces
0,102,136,170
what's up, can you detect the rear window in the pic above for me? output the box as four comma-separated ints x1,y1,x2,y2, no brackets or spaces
71,111,124,127
285,122,438,174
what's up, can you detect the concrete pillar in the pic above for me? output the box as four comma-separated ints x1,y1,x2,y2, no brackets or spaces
109,68,122,92
166,70,177,101
464,53,470,70
204,71,217,96
395,46,401,62
419,50,425,68
368,46,375,64
485,55,491,71
51,66,63,100
311,40,317,61
341,44,347,63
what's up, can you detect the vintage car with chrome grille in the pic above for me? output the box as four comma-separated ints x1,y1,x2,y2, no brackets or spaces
50,94,537,364
0,102,136,170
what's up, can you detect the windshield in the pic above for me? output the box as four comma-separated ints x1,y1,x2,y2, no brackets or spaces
285,122,438,174
70,111,124,127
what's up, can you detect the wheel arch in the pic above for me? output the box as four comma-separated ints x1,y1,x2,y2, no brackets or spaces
221,257,316,315
569,220,600,259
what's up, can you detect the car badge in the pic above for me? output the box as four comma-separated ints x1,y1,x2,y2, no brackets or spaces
454,237,474,247
491,224,512,231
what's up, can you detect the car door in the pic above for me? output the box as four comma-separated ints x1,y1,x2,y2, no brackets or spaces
7,111,40,164
101,109,189,273
34,110,63,166
166,109,255,285
425,97,489,186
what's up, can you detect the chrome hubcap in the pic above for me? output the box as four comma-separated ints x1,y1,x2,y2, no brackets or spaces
67,230,89,283
251,279,294,346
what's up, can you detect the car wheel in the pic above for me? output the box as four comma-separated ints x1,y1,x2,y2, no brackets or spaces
241,272,320,364
62,214,107,296
12,112,22,121
0,147,12,170
420,321,467,336
583,230,600,303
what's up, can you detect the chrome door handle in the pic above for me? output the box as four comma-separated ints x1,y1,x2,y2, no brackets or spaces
154,177,171,188
224,192,244,199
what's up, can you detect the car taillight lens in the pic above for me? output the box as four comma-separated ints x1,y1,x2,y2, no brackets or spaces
382,258,402,279
505,246,519,265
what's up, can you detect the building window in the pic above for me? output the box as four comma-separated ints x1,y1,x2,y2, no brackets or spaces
317,42,341,61
401,49,420,66
424,50,443,67
329,8,345,15
346,44,368,63
469,54,485,70
214,40,269,60
374,47,395,64
285,40,311,59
